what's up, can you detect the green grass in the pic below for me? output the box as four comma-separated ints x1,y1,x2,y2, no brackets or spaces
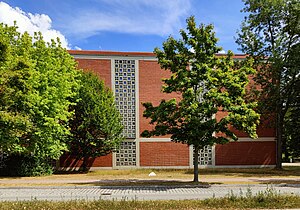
197,166,300,176
0,189,299,209
86,166,300,177
80,166,300,181
0,166,299,187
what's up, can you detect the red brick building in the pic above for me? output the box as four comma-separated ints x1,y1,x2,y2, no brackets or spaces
60,50,276,169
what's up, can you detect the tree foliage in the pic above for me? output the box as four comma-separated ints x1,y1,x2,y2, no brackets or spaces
142,17,260,182
68,71,123,171
284,104,300,159
0,23,80,163
236,0,300,166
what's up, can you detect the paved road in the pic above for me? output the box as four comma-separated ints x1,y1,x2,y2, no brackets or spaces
0,184,299,201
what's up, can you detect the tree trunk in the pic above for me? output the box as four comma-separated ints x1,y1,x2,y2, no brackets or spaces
282,135,290,162
276,112,283,169
81,156,89,172
193,145,199,182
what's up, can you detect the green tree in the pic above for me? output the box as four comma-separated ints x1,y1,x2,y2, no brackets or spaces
142,17,260,182
0,23,80,175
69,71,123,171
284,105,300,160
283,43,300,161
236,0,300,168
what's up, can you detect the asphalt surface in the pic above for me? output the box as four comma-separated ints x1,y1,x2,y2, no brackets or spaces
0,184,299,201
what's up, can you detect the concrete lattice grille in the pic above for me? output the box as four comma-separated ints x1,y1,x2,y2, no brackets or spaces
114,60,137,167
193,145,213,166
115,141,137,166
114,59,136,139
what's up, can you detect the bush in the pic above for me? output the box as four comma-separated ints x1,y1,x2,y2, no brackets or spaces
0,155,53,177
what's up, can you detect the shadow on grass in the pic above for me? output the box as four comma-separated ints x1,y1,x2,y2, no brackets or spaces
184,166,300,177
70,179,216,188
0,176,22,179
251,179,300,186
54,170,88,175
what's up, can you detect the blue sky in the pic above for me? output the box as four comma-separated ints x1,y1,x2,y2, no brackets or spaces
0,0,246,53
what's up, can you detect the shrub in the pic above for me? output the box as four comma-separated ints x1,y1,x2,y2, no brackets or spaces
0,154,53,177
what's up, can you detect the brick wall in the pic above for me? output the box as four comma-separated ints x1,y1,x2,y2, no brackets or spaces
59,153,113,168
63,51,277,168
216,111,275,138
76,58,111,87
138,60,181,137
140,142,190,166
215,141,276,165
59,58,113,168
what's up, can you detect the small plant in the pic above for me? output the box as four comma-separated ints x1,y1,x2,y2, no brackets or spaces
226,190,238,201
245,186,253,198
0,192,300,210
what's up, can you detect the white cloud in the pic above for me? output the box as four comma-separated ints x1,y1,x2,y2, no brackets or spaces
0,2,69,48
63,0,192,38
74,46,82,50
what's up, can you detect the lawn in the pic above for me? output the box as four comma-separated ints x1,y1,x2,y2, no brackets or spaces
0,166,299,187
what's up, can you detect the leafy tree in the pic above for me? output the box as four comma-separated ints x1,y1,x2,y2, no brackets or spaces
284,105,300,160
283,43,300,161
142,17,260,182
0,23,80,175
68,71,123,171
236,0,300,168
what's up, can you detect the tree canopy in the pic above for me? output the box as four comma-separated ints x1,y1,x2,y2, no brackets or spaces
236,0,300,167
68,71,124,171
0,23,80,161
142,16,260,182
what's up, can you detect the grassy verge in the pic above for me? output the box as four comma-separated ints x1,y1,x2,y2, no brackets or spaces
0,166,299,187
0,189,299,209
86,166,300,178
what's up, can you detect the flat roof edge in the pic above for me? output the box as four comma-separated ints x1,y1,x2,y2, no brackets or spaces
68,50,155,57
68,50,247,59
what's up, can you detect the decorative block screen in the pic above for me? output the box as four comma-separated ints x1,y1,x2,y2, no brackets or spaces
114,60,136,139
194,146,213,166
115,141,137,166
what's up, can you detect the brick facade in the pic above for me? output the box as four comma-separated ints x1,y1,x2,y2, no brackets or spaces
215,141,276,165
76,58,111,87
139,60,181,137
60,153,113,169
140,142,190,167
58,50,276,169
